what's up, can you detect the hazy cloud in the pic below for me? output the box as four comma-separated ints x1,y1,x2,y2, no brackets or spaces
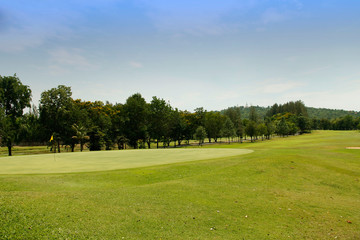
0,8,7,32
136,0,248,35
302,65,331,75
262,8,285,24
48,48,96,69
260,80,304,94
129,61,143,68
0,3,77,52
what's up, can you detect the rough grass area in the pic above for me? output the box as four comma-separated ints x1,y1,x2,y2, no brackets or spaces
0,131,359,239
0,148,252,174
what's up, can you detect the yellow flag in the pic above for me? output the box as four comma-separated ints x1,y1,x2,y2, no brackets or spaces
49,135,53,142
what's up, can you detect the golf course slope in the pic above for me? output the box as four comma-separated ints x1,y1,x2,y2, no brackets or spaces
0,131,359,239
0,148,253,174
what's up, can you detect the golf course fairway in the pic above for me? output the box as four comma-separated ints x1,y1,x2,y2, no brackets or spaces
0,148,253,174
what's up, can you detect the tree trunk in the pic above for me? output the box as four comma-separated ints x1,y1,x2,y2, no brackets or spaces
81,143,84,152
7,142,12,156
57,141,61,153
156,139,159,149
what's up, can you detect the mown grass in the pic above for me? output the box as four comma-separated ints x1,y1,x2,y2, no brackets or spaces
0,148,252,174
0,131,359,239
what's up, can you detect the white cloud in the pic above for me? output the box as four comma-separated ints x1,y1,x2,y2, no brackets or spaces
215,90,240,101
129,61,143,68
0,3,77,52
48,48,95,69
137,0,248,36
283,89,360,111
292,0,304,10
0,26,47,52
261,8,287,24
260,80,304,94
302,65,331,75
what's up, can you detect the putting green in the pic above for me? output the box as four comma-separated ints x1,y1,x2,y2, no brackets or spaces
0,148,253,174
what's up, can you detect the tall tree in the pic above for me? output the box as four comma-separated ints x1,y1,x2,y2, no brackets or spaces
194,107,206,129
245,121,257,142
194,126,206,146
72,124,89,152
276,118,289,137
149,96,172,148
222,117,236,143
249,106,258,123
257,123,267,141
39,85,74,152
182,111,197,144
19,105,43,145
169,108,186,147
122,93,149,149
0,74,31,156
224,107,243,142
204,111,225,143
264,117,275,140
297,115,311,134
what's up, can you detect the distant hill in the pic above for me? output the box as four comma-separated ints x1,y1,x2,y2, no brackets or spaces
221,105,269,120
306,107,360,119
222,105,360,120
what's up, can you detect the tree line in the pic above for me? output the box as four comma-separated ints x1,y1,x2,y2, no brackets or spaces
1,74,359,156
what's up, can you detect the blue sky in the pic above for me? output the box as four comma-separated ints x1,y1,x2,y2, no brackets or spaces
1,0,359,111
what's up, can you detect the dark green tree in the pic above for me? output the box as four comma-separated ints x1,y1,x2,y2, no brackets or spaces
194,126,207,146
123,93,149,149
87,127,105,151
204,111,225,143
72,124,89,152
182,111,197,144
245,121,257,142
39,85,75,153
264,117,275,140
169,108,186,147
17,105,43,145
297,115,311,134
149,96,172,148
257,123,267,141
276,118,289,137
249,106,259,123
0,74,32,156
224,107,243,142
222,117,236,143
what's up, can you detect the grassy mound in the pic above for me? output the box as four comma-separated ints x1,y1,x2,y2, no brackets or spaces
0,148,253,174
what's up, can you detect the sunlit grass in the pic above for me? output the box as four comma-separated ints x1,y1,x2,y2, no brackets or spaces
0,131,359,239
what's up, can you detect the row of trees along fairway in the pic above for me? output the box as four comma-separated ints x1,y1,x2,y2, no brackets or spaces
1,74,360,156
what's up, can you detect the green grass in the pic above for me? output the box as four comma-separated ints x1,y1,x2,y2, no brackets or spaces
0,148,252,174
0,131,359,239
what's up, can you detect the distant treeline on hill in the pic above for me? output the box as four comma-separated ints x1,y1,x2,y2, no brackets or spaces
227,104,360,120
1,74,360,156
306,107,360,120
